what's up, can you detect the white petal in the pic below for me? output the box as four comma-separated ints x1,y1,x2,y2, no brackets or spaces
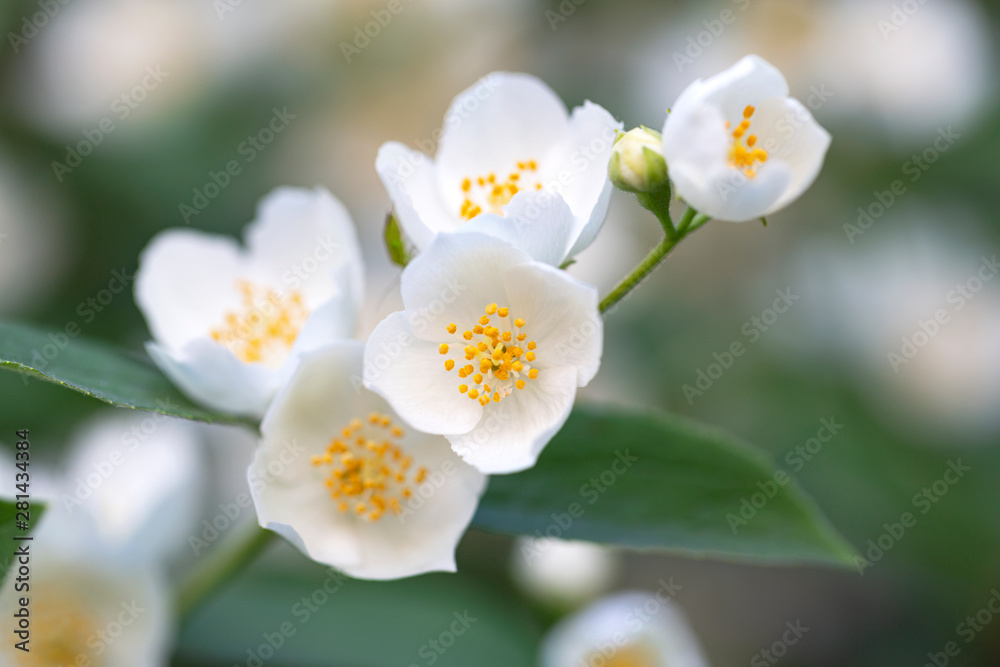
147,339,278,417
363,311,483,435
447,364,578,474
244,185,365,312
253,342,486,579
376,141,457,250
135,228,246,351
698,161,792,222
284,293,357,362
457,191,576,266
675,54,789,120
435,72,572,215
59,413,205,565
757,99,831,215
504,263,603,386
561,101,621,257
541,591,709,667
399,231,532,339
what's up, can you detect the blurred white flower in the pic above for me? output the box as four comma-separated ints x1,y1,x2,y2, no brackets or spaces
7,0,211,138
52,413,205,565
250,341,487,580
511,537,618,609
0,410,208,666
633,0,991,147
541,591,710,667
786,208,1000,441
0,540,173,667
662,55,830,222
812,0,993,141
376,71,621,259
364,232,602,474
136,186,364,417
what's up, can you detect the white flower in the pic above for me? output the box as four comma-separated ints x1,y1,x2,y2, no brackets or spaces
511,538,618,609
136,186,364,417
541,591,710,667
0,517,173,667
249,341,487,580
376,71,621,263
363,232,602,474
662,55,831,223
52,412,205,565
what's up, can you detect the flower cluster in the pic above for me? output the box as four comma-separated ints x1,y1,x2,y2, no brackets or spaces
132,56,829,581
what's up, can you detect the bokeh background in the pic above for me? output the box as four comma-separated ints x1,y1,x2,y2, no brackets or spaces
1,0,999,664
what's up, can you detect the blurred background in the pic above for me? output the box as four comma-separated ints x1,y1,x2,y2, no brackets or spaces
1,0,999,664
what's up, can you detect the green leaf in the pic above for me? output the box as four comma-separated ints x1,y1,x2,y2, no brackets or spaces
383,212,412,268
0,322,249,426
474,405,856,566
175,556,543,667
0,499,46,588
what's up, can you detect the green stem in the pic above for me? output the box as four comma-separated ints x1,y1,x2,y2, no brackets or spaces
599,207,709,314
674,207,698,237
177,524,277,619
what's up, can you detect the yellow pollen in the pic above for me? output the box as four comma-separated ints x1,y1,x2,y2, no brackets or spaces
12,589,102,667
447,323,457,334
209,280,309,367
440,304,540,404
727,104,768,179
585,643,659,667
311,412,420,523
439,343,449,354
459,158,543,220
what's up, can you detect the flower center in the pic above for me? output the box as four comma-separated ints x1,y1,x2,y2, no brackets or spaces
311,412,427,522
459,159,544,221
439,303,539,406
727,105,769,179
13,590,102,667
210,279,309,367
584,643,659,667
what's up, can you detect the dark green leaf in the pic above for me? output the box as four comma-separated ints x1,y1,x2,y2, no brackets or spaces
0,322,250,426
175,556,542,667
474,405,856,566
0,499,46,588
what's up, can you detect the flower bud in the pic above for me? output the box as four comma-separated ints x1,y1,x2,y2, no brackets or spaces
608,127,668,194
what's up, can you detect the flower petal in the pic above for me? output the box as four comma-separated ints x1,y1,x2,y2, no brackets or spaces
147,339,278,417
457,191,576,266
504,262,603,386
376,141,457,250
447,364,578,474
244,185,365,311
364,311,484,435
541,591,709,667
435,72,572,214
135,228,246,351
561,100,621,257
399,231,532,339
